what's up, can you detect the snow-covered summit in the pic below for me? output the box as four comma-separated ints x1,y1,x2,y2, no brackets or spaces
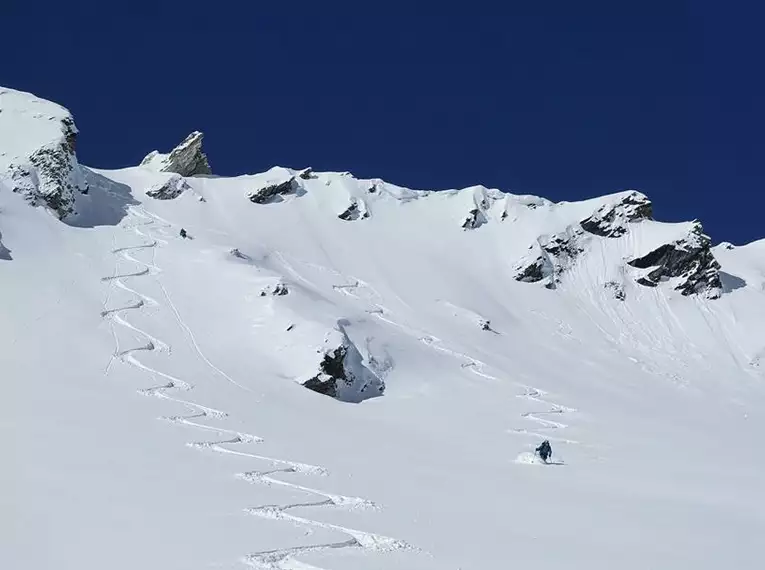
140,130,212,177
0,87,87,218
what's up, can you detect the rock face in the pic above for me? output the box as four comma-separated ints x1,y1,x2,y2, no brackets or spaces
140,131,211,177
580,191,653,237
628,223,722,298
248,178,298,204
302,326,385,403
514,229,586,289
462,192,492,230
338,199,369,221
260,283,289,296
303,347,347,398
604,280,626,301
145,174,191,200
6,115,88,219
462,208,488,230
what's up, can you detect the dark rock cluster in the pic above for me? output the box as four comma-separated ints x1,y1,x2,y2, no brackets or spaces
338,200,369,221
580,192,653,238
628,223,722,298
248,178,298,204
514,230,586,290
146,174,191,200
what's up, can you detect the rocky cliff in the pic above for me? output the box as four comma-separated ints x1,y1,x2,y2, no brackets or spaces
140,131,211,177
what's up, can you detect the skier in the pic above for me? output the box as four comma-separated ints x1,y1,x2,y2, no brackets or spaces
535,440,552,463
179,228,188,239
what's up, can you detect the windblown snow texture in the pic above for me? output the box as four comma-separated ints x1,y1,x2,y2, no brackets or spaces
2,86,765,570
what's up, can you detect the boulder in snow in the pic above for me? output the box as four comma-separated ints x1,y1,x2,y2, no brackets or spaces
604,280,626,301
145,174,191,200
260,282,289,297
462,208,488,230
247,178,298,204
338,199,369,221
302,325,385,402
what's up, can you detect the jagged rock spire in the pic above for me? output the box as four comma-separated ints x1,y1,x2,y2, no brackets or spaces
140,131,211,177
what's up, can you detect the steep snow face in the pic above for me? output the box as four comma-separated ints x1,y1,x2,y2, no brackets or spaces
0,88,87,218
3,89,765,570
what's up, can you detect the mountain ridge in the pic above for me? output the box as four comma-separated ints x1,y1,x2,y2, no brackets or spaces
3,86,765,570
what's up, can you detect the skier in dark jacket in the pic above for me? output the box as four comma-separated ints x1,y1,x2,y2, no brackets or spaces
535,440,552,463
179,228,188,239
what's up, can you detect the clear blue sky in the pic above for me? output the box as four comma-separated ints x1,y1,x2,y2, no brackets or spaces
2,1,762,244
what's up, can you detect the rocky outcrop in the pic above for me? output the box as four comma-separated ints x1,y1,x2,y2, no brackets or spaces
338,199,369,221
514,229,586,289
7,116,88,219
145,174,190,200
303,347,347,398
302,325,385,402
229,248,251,261
628,223,722,298
580,191,652,238
140,131,211,177
462,208,488,230
298,167,317,180
260,283,289,296
462,192,492,230
247,178,298,204
604,280,626,301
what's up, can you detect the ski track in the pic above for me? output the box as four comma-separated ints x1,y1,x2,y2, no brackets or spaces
330,276,584,462
100,206,413,569
510,386,583,459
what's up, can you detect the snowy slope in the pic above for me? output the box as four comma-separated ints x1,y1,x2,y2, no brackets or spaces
2,88,765,570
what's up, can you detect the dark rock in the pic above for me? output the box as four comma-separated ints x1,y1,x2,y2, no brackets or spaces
248,178,297,204
627,223,722,298
515,258,547,283
302,326,386,402
260,282,289,296
514,229,585,289
303,347,346,398
367,184,378,194
140,131,211,177
229,248,250,260
9,133,88,219
299,168,317,180
604,281,626,300
146,174,191,200
338,200,369,221
580,191,652,238
462,208,487,230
